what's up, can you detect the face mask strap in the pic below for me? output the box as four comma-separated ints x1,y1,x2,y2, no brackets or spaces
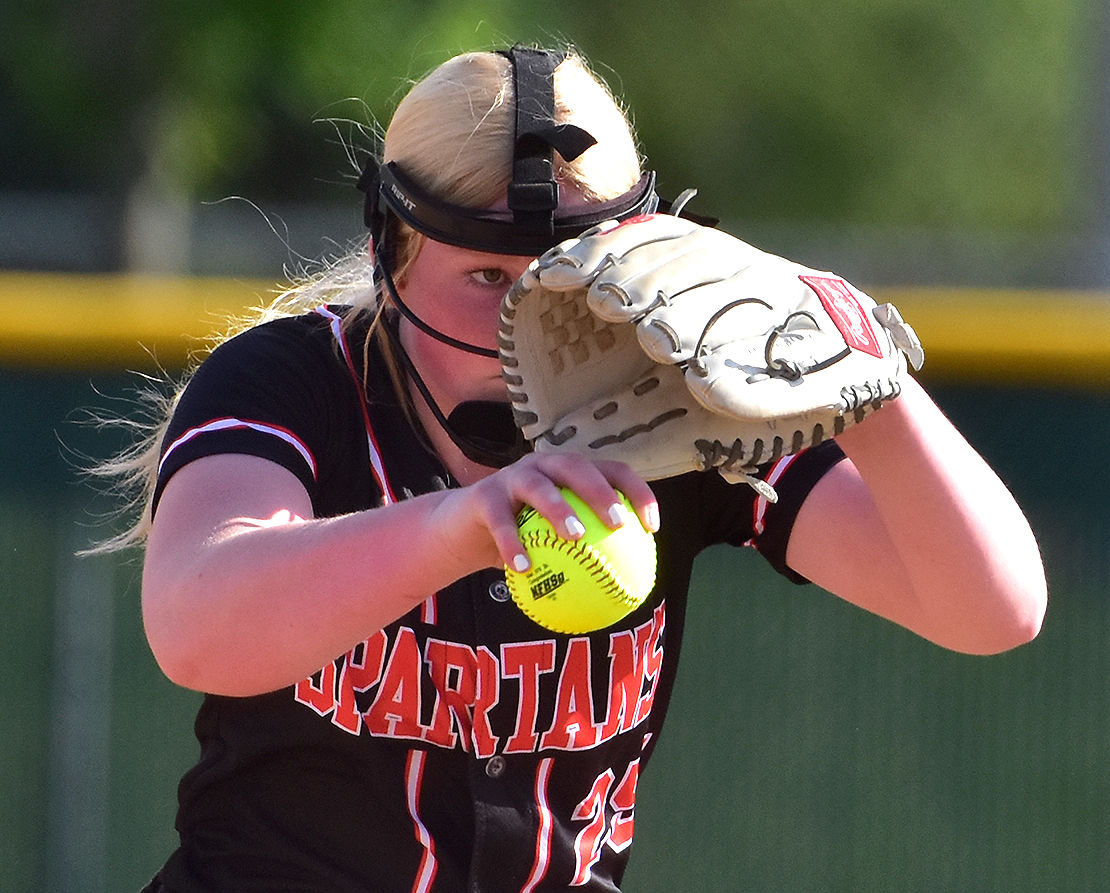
380,313,529,468
352,45,660,361
502,45,598,237
355,45,656,261
359,159,658,257
376,244,499,359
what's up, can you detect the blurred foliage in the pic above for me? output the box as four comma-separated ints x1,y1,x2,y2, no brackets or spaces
0,0,1099,233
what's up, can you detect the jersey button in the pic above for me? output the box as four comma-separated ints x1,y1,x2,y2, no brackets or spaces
488,580,511,603
485,756,507,778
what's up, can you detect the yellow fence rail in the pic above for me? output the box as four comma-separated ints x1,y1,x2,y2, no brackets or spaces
2,272,1108,388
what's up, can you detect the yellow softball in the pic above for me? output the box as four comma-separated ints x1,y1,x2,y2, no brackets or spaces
505,488,657,634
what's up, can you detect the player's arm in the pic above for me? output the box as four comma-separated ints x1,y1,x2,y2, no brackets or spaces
142,450,656,696
785,377,1046,654
143,453,479,696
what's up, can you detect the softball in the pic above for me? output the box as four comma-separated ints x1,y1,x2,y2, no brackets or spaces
505,488,657,634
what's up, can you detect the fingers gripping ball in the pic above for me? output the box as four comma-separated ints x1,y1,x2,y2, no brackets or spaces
505,489,656,634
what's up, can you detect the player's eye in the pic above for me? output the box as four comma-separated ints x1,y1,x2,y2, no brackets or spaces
470,268,508,286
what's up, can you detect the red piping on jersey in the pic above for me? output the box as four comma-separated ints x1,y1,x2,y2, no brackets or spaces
751,453,801,539
421,596,438,625
405,749,438,893
159,417,318,479
315,306,438,623
314,306,397,506
521,757,556,892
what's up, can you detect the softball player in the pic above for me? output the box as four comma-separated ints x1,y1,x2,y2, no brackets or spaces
105,46,1046,891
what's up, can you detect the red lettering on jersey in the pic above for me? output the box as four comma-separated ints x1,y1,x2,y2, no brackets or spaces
570,760,641,883
471,646,501,759
599,605,666,741
502,641,557,754
599,627,646,742
634,603,666,725
540,637,599,751
422,639,477,750
800,275,883,358
295,602,669,754
571,769,615,885
607,760,639,852
295,661,337,716
363,627,425,740
332,632,388,735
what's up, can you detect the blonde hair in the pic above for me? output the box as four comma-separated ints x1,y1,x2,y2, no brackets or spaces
90,46,642,553
383,49,643,276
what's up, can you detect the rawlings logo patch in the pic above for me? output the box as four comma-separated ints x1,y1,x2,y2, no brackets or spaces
800,276,882,358
612,213,657,230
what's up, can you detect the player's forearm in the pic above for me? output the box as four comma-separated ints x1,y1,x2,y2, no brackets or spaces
833,378,1047,653
143,490,494,696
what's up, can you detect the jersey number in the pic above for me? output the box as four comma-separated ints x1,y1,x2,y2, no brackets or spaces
570,760,640,885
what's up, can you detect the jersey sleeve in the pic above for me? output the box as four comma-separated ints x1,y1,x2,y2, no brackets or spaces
152,316,357,518
744,440,846,583
654,439,846,585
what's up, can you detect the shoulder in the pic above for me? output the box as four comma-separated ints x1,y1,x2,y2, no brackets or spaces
186,305,377,401
650,441,846,581
206,306,350,366
156,306,383,516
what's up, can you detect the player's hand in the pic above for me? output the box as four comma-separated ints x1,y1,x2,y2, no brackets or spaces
433,452,659,574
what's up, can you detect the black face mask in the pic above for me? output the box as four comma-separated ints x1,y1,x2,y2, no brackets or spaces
356,44,661,362
354,46,667,469
357,46,660,265
444,400,531,469
380,313,529,469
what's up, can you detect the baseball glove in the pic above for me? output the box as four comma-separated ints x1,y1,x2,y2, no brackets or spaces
498,213,924,500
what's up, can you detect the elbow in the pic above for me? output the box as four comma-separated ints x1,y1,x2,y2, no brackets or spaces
142,583,296,697
981,533,1050,652
990,531,1049,652
143,610,208,692
142,582,224,693
983,608,1045,655
1007,580,1048,649
961,575,1048,656
152,652,207,693
1007,565,1049,648
141,560,213,691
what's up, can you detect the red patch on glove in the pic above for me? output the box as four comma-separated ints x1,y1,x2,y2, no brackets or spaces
800,276,882,358
611,213,659,230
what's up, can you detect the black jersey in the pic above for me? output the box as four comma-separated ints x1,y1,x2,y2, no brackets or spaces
149,306,844,892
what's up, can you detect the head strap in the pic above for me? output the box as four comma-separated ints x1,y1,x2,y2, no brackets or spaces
502,45,597,236
358,159,657,257
356,45,659,259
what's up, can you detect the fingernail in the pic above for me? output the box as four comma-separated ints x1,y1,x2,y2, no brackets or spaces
512,553,531,572
566,516,587,539
645,503,660,533
608,503,630,527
